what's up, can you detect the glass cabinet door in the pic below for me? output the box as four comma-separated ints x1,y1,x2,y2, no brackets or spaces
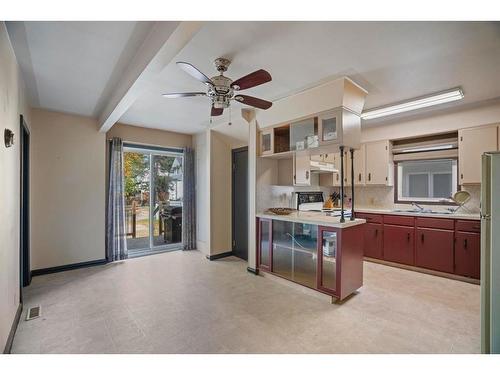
261,131,272,155
292,223,318,288
272,220,294,280
289,117,318,151
259,219,271,270
319,110,341,144
319,227,338,293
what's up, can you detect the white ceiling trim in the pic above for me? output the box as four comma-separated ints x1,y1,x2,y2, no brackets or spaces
98,21,203,132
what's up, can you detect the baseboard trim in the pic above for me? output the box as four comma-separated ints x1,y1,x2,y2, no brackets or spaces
247,267,259,275
364,257,480,285
31,258,108,277
3,303,22,354
206,251,233,261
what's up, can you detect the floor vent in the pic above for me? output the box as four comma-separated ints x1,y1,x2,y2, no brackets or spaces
26,305,41,321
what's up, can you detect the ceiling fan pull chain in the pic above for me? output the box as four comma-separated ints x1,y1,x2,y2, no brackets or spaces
229,106,232,126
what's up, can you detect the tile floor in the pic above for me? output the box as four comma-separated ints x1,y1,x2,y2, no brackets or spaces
12,250,480,354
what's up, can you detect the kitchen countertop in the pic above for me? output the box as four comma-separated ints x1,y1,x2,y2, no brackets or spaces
257,211,366,228
355,207,480,220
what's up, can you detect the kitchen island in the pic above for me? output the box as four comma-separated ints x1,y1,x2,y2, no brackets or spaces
256,212,366,301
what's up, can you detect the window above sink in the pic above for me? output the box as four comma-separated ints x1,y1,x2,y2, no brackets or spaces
395,159,458,204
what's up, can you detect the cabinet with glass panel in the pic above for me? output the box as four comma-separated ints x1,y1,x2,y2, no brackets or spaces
256,216,365,301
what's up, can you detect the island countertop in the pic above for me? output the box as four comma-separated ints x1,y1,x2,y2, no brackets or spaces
256,211,366,228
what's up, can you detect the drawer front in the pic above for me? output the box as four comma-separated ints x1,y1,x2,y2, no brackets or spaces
455,220,481,233
356,212,383,224
383,215,414,226
416,217,454,230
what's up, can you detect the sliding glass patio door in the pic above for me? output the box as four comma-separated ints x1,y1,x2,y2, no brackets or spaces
123,145,183,255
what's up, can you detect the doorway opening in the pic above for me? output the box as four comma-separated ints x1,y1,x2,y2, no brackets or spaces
123,144,184,257
232,146,248,260
20,115,31,297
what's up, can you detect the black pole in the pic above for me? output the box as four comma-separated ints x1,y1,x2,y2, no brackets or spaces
350,148,355,221
340,145,345,223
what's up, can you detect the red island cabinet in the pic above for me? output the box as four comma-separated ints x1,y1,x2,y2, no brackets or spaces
256,216,365,301
317,224,364,301
257,217,272,272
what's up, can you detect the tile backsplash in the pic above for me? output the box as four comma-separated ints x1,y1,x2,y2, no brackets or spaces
350,184,481,214
258,182,481,214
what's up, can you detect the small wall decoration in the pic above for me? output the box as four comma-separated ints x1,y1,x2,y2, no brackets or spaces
4,129,14,148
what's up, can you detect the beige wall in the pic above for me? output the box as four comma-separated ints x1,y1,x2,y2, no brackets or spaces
361,100,500,143
193,129,233,256
209,130,232,255
30,109,106,270
0,23,31,351
107,122,192,149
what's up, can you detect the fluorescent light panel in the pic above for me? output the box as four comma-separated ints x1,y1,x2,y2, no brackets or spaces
361,88,464,120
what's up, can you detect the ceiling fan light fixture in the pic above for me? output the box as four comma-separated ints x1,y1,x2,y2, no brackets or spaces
163,58,273,116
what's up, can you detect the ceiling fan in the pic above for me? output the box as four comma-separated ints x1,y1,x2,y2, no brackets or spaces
162,58,273,117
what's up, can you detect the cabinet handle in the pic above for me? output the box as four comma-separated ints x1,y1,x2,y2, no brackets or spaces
407,233,410,241
461,173,463,180
306,171,309,180
375,229,378,236
336,174,339,181
464,239,468,249
368,173,371,181
358,173,361,182
421,233,424,242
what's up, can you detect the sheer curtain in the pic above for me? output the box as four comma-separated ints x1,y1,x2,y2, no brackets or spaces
106,137,128,261
182,147,196,250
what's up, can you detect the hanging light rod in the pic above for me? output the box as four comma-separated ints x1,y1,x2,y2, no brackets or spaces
361,88,464,120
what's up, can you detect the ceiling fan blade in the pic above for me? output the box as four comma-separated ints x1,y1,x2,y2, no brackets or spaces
177,62,214,86
234,95,272,110
162,92,206,98
231,69,272,91
211,106,224,116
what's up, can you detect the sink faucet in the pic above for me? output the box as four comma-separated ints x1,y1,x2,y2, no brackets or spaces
411,202,425,212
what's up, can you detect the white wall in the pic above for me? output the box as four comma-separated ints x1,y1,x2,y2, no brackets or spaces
30,109,106,269
194,130,210,254
0,23,31,351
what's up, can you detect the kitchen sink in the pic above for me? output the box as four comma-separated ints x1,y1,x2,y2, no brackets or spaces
391,209,453,215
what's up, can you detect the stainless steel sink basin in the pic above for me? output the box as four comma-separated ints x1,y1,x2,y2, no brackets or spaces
391,209,453,215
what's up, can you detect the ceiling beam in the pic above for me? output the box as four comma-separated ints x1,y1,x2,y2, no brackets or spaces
98,21,203,133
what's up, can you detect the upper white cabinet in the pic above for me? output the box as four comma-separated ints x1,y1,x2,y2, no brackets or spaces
344,145,365,186
294,152,311,186
260,129,273,156
290,117,318,151
365,140,393,186
318,109,341,145
459,125,499,184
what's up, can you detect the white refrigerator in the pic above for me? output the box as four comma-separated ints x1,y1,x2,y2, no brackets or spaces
481,152,500,353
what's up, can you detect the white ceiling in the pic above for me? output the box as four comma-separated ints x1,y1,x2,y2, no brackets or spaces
6,21,154,117
7,21,500,138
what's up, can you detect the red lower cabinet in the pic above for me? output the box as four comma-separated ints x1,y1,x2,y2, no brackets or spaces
383,224,414,265
455,231,480,279
415,228,454,273
363,223,383,259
